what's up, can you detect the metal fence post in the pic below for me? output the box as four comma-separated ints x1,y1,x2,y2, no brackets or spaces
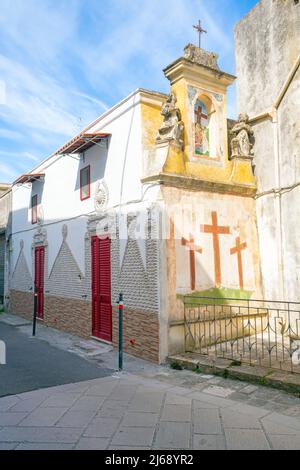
32,285,38,337
118,293,124,371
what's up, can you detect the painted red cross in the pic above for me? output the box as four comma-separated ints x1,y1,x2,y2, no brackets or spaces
230,237,247,290
182,234,203,291
201,212,230,287
196,106,208,126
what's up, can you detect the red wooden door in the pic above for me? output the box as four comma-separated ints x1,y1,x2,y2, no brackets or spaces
91,236,112,342
34,246,45,319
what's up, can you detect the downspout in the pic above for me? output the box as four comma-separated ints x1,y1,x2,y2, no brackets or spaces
272,108,285,300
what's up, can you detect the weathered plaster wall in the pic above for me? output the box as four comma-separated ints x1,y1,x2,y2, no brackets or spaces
235,0,300,301
161,186,262,356
235,0,300,115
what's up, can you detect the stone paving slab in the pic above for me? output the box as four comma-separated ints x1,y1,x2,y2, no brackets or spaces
75,438,110,450
0,412,29,426
1,314,300,450
220,408,261,430
261,413,300,433
268,435,300,450
0,373,300,450
121,412,159,428
161,404,191,422
225,429,271,450
112,427,156,447
108,446,151,450
96,402,128,419
18,407,68,427
15,442,74,450
154,422,191,449
56,410,96,428
226,402,270,419
69,396,105,412
0,442,18,450
41,393,80,408
0,426,83,443
84,417,120,438
0,396,20,411
0,313,31,327
193,434,226,450
202,385,235,398
9,397,47,413
193,409,222,435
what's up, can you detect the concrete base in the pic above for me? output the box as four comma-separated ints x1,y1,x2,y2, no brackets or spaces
168,353,300,395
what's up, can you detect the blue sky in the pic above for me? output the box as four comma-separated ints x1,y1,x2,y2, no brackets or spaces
0,0,258,183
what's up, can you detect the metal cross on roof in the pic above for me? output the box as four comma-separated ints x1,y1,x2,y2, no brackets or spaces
193,20,207,49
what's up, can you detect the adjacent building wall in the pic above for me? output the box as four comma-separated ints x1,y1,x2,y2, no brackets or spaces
235,0,300,300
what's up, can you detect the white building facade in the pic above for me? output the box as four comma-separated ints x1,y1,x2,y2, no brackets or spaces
9,89,166,362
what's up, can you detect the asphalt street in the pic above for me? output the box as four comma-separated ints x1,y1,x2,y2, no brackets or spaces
0,322,113,397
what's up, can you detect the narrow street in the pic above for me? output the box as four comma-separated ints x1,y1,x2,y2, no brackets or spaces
0,314,300,450
0,317,113,397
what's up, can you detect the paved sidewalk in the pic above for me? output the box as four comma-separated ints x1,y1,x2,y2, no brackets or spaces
0,372,300,450
1,313,300,450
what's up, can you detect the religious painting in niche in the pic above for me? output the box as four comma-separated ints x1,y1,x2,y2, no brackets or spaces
194,100,210,157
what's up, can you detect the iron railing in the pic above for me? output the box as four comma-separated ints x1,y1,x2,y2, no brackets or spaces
183,296,300,374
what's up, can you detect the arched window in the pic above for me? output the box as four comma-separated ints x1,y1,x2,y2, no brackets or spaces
193,95,217,159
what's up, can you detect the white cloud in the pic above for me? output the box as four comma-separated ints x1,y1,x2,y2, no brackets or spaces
0,128,22,140
71,91,109,111
0,0,239,182
0,54,107,140
0,80,6,105
0,161,18,180
0,150,39,162
76,0,235,100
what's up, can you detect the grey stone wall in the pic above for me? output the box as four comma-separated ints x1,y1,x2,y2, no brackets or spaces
235,0,300,301
235,0,300,116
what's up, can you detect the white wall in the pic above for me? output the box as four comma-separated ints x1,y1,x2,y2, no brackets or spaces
10,90,144,278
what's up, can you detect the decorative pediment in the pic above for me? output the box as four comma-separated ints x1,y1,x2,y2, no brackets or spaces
184,44,220,71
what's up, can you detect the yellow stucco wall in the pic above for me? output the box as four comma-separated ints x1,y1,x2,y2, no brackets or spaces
140,60,256,192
